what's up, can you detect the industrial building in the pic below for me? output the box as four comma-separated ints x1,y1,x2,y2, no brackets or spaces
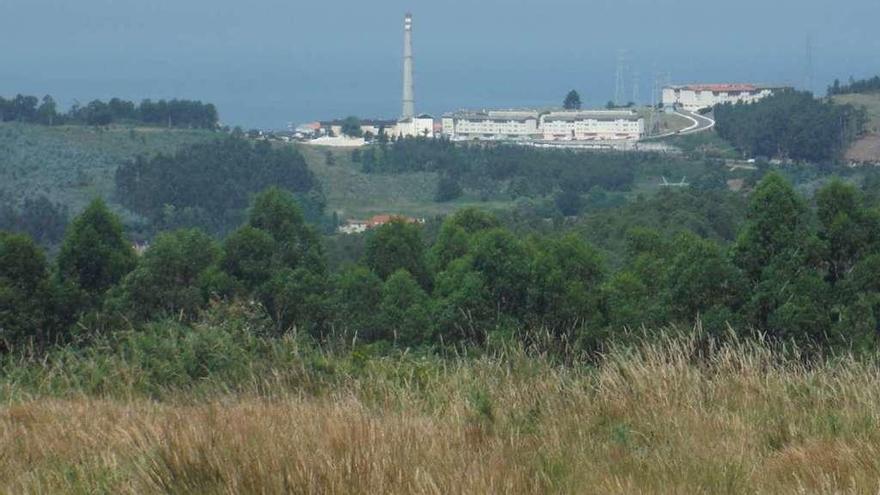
441,109,644,142
662,84,790,112
308,13,653,145
308,13,432,146
314,115,434,140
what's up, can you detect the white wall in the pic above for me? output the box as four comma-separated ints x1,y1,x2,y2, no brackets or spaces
442,110,643,141
663,87,779,111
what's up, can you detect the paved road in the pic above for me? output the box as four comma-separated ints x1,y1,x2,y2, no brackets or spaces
677,109,716,135
643,109,716,140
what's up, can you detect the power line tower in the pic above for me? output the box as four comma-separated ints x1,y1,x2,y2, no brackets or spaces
614,49,627,107
648,70,672,136
632,71,640,106
648,71,658,136
804,34,814,94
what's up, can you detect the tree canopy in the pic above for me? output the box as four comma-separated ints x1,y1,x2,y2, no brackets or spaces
57,198,136,307
0,94,218,128
828,75,880,96
115,136,324,235
714,90,866,163
6,170,880,355
354,137,640,201
563,90,582,110
340,116,364,138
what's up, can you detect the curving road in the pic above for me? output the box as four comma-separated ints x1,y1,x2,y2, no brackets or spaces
644,108,715,140
676,109,715,135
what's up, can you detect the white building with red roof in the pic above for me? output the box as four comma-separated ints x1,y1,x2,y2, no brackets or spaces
662,83,791,112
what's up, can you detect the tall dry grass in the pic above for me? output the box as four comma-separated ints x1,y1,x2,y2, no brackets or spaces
4,335,880,494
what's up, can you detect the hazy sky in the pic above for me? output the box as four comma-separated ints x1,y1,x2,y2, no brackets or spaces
2,0,879,128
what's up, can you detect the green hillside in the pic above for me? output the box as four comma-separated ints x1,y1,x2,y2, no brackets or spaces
296,141,751,223
0,123,220,217
296,143,514,220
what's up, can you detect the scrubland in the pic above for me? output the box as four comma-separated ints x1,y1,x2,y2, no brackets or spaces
3,325,880,494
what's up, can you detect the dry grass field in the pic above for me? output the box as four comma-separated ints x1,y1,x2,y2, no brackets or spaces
833,93,880,163
4,335,880,494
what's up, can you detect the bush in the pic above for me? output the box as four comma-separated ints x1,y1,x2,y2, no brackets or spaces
0,233,69,349
56,198,136,307
115,229,220,321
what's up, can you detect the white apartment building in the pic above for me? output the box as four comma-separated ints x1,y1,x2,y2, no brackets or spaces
441,110,540,140
441,109,644,141
540,110,644,141
662,84,790,112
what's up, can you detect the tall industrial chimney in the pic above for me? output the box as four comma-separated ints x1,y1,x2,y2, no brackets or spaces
401,13,415,120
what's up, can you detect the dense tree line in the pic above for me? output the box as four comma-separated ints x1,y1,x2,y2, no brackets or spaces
5,174,880,355
115,136,324,235
828,75,880,96
352,137,642,202
0,195,67,247
714,90,866,163
576,188,748,265
0,94,218,128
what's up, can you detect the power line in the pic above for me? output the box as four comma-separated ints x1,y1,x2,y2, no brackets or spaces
614,49,627,107
804,34,814,94
632,71,640,106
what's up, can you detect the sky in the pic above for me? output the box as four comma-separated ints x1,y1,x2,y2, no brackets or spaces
1,0,879,129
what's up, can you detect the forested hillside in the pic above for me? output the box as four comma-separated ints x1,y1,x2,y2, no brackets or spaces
828,75,880,96
116,136,325,236
355,139,638,199
346,137,734,218
714,89,866,162
0,123,220,231
5,172,880,357
0,195,67,247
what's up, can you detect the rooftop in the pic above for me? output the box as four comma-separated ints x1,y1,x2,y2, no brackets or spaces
319,118,399,127
445,108,641,122
445,110,539,122
665,83,791,92
542,110,642,122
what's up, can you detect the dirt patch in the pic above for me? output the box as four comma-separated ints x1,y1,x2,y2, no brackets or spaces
846,133,880,164
727,178,745,192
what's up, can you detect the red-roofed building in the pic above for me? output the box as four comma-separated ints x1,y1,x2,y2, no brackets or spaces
338,214,425,235
662,83,791,112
